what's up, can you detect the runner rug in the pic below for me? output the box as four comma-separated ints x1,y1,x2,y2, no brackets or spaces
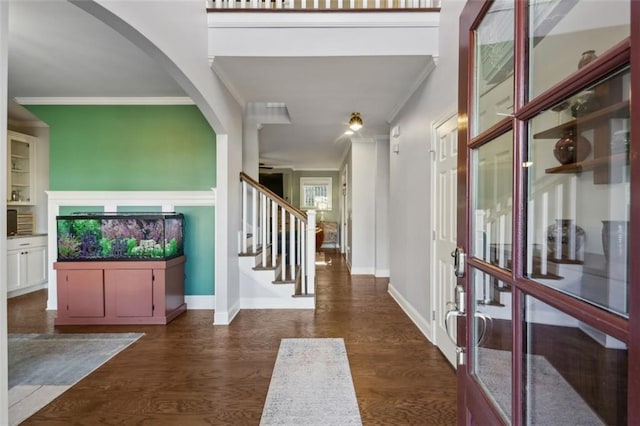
8,333,143,426
260,338,362,426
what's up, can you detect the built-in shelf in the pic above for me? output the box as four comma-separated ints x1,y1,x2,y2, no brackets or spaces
545,152,627,174
533,101,629,140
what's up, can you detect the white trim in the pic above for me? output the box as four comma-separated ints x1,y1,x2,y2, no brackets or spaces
7,284,47,299
375,269,390,278
7,118,48,128
45,190,217,311
185,295,216,310
349,267,375,275
293,167,341,172
214,300,240,325
208,11,440,29
386,57,436,123
14,97,195,106
388,282,433,342
46,190,216,206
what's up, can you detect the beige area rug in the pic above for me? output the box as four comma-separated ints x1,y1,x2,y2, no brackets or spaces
8,333,143,425
477,347,604,425
260,338,362,426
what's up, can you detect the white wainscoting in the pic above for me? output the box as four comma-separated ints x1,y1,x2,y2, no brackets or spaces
45,190,216,311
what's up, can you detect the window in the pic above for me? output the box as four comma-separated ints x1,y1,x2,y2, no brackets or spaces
300,177,332,210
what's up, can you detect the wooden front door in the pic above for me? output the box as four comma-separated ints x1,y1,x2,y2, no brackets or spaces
457,1,638,424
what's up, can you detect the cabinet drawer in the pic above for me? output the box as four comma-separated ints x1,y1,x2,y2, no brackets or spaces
8,235,46,251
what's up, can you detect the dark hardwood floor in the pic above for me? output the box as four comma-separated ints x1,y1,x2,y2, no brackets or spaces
8,250,457,425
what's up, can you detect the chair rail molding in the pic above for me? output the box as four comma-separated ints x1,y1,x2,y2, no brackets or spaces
45,190,217,311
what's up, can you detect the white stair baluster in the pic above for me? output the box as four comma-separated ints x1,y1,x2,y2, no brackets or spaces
266,198,271,260
242,181,248,253
306,210,316,295
540,192,549,276
261,193,267,267
297,217,302,271
289,212,295,280
272,201,278,268
252,186,258,253
527,199,534,276
281,205,286,275
301,219,307,294
554,184,563,260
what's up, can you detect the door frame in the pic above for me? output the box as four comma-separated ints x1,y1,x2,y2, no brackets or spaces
430,110,459,368
457,0,640,424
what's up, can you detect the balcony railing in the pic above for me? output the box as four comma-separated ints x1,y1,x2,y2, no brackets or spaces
207,0,440,10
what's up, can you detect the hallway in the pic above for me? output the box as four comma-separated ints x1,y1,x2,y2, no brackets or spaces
8,250,457,425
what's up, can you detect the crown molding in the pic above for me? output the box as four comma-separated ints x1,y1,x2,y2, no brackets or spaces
14,97,195,105
8,118,49,128
386,56,436,124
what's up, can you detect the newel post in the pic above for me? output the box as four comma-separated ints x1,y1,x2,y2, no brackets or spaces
306,210,317,295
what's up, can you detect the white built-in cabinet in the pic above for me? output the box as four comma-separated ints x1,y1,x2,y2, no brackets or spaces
7,235,48,296
7,130,36,205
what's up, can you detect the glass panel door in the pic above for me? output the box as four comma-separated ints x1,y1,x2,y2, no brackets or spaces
459,0,635,424
473,0,514,137
525,67,631,317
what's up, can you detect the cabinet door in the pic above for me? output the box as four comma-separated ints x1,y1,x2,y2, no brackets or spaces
24,246,47,287
62,269,105,317
105,269,153,317
7,250,21,292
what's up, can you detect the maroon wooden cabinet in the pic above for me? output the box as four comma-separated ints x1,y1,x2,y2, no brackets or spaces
54,255,187,325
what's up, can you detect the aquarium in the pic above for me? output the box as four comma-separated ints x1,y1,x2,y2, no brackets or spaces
56,212,184,261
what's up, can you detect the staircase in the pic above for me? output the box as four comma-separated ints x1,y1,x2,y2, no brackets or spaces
238,172,316,309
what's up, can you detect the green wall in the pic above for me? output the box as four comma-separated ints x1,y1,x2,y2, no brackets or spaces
27,105,215,190
28,105,216,296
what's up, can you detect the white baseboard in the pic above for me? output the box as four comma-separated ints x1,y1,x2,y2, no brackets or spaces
387,282,433,343
350,267,375,275
185,295,216,309
8,283,47,299
214,300,240,325
375,269,390,278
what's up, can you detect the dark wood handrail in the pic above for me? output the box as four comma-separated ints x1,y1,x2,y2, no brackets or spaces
240,172,307,221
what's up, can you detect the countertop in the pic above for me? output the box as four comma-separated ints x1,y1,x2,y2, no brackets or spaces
7,233,47,240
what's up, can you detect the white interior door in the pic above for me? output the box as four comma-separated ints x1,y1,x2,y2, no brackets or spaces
432,114,458,368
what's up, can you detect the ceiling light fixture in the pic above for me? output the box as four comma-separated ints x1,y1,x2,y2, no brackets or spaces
348,112,363,131
344,130,354,135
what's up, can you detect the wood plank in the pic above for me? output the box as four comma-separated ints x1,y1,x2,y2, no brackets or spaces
8,250,457,425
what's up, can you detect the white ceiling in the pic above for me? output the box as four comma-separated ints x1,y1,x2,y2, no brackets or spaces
7,1,433,170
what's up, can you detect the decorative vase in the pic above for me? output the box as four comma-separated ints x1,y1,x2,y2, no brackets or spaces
578,50,597,69
570,90,600,118
553,130,591,165
601,220,628,263
547,219,585,260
